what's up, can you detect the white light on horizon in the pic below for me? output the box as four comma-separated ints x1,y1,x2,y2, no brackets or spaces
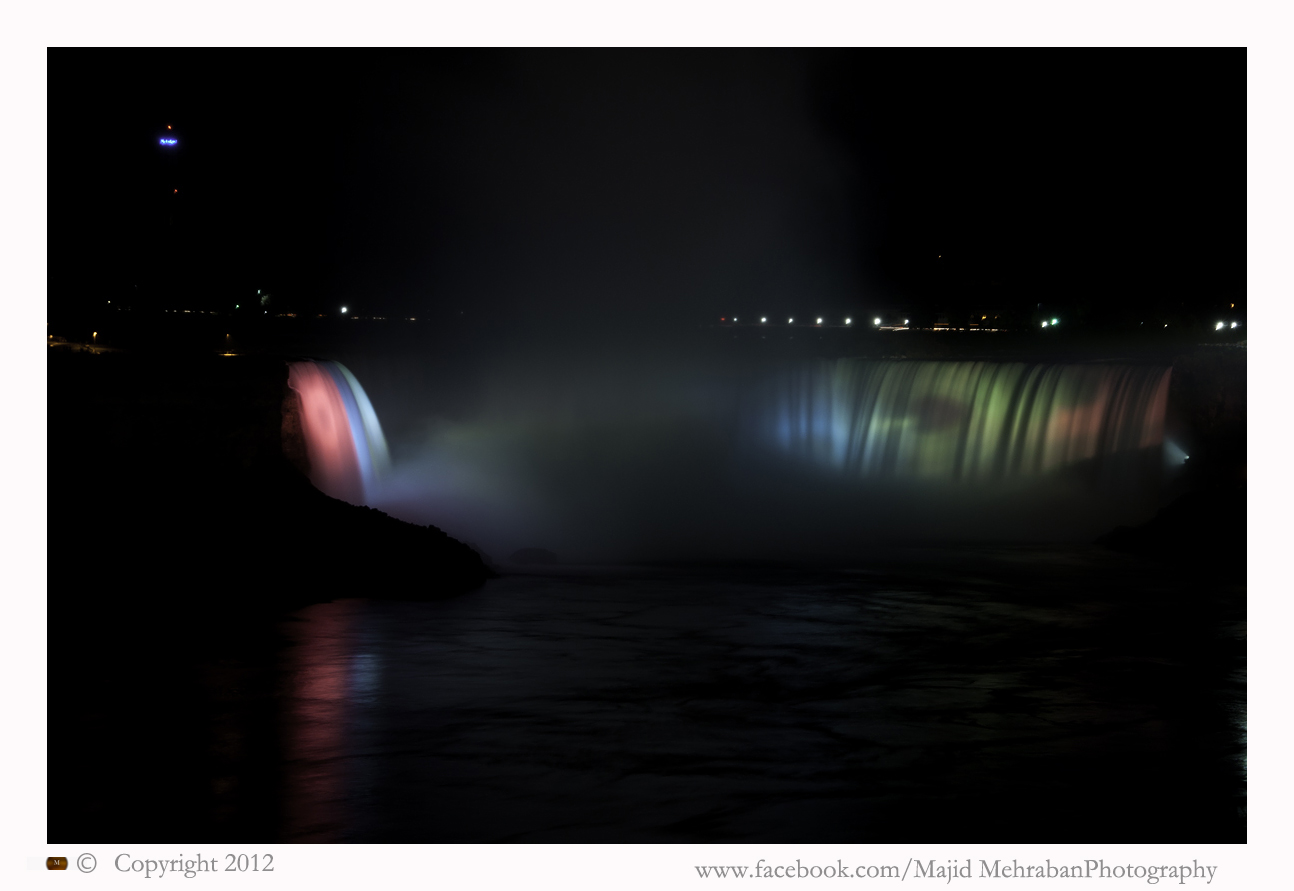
342,307,349,314
873,318,881,326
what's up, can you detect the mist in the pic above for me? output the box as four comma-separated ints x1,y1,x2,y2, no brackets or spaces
307,325,1172,564
273,55,1165,562
326,52,868,330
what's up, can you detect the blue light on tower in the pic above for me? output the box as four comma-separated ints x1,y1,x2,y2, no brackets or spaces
159,138,178,146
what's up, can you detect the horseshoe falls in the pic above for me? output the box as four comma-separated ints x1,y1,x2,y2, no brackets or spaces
758,360,1171,482
280,349,1179,560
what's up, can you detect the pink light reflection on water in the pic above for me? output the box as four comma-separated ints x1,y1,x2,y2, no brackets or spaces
280,600,358,842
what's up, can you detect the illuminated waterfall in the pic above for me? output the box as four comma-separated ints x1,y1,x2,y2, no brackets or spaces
287,360,391,504
762,360,1171,481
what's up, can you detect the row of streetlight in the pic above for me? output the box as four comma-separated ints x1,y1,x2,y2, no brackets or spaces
721,317,908,327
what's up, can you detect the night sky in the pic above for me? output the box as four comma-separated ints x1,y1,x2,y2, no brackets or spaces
49,51,1244,330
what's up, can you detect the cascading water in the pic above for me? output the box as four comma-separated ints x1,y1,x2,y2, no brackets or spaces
287,360,391,505
284,352,1177,559
759,359,1172,482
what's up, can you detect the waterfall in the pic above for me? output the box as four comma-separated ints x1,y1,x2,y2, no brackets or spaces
287,360,391,504
761,360,1171,481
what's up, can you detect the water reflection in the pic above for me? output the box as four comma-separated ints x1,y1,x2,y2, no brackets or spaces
281,600,358,842
272,552,1245,842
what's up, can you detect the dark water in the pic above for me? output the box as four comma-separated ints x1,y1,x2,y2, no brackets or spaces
50,547,1244,843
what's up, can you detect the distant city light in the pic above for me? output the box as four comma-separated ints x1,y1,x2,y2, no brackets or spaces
1051,318,1058,325
845,318,852,325
341,307,348,314
1231,322,1239,328
733,317,738,322
873,318,881,326
816,318,823,324
1215,322,1225,330
904,319,909,325
1041,321,1049,328
788,318,794,324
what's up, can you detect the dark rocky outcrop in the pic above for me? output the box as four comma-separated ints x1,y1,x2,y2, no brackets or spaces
49,348,493,616
1096,345,1245,574
279,383,311,479
1096,486,1245,568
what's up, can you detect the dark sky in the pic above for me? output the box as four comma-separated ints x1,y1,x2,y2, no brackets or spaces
49,50,1244,329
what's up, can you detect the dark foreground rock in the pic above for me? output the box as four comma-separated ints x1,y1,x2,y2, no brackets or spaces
1096,486,1245,568
49,348,492,614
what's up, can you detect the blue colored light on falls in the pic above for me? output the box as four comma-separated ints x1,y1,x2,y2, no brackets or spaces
759,360,1172,481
